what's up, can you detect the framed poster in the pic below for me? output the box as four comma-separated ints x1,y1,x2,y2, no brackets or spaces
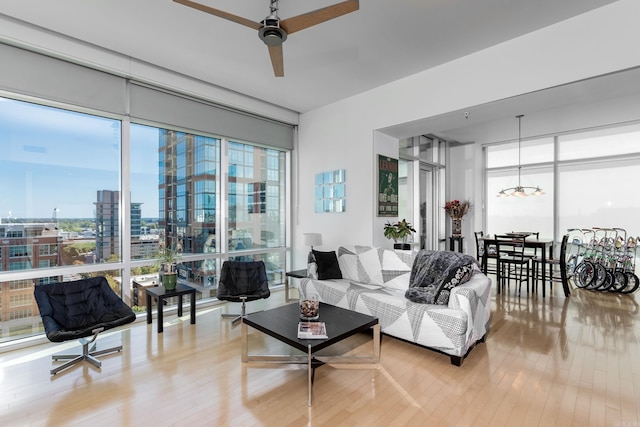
377,155,398,216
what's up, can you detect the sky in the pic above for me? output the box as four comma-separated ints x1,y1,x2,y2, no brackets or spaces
0,97,160,219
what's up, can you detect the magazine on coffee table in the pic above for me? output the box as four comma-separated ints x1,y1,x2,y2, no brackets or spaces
298,321,328,339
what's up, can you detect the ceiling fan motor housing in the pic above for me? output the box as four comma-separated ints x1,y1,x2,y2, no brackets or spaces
259,18,287,46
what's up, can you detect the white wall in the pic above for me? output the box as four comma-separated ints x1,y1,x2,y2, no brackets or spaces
292,0,640,268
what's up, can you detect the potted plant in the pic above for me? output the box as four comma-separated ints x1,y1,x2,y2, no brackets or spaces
156,244,181,291
384,219,416,250
383,220,400,245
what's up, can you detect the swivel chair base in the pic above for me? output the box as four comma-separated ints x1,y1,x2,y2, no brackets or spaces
50,328,122,375
221,296,263,327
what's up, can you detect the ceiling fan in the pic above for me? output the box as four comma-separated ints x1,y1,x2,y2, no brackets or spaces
173,0,359,77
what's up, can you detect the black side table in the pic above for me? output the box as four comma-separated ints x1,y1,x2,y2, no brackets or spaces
146,283,196,333
285,269,308,302
449,236,464,253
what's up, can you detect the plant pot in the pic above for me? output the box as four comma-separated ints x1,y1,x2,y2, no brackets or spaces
394,243,411,250
161,272,178,291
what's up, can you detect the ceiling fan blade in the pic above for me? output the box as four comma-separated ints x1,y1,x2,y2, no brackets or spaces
268,45,284,77
280,0,359,35
173,0,262,31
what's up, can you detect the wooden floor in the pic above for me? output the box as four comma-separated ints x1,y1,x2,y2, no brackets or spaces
1,282,639,427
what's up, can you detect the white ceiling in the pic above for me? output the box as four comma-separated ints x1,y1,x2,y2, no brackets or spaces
0,0,618,116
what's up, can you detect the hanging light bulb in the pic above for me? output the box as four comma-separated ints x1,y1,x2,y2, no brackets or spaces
496,115,545,197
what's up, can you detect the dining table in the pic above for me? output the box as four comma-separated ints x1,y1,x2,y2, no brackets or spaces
479,236,570,297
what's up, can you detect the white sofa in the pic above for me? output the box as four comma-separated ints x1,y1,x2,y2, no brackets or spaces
299,245,491,366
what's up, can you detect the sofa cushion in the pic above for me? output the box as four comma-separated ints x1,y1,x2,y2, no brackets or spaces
312,249,342,280
405,250,478,305
337,245,414,290
357,247,384,285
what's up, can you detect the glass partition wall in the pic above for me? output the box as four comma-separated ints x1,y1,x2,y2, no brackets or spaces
485,122,640,267
0,97,289,344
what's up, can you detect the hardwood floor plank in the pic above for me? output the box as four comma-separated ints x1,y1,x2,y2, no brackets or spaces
1,286,639,426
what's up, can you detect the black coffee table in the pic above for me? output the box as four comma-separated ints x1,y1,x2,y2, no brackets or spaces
241,302,380,406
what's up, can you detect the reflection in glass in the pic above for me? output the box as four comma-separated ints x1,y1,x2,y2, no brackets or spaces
228,141,285,250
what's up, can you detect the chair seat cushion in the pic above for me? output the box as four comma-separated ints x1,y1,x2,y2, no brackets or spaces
216,261,270,301
34,276,136,343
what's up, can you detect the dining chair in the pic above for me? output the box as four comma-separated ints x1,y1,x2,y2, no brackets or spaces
531,234,570,297
511,231,540,259
475,231,498,275
495,234,530,296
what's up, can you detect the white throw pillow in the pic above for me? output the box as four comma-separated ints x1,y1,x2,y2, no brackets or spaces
337,249,359,281
357,247,384,285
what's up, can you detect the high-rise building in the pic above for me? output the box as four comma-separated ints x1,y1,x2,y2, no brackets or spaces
95,190,149,262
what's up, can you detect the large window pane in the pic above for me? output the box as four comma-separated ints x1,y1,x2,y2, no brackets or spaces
130,124,161,260
486,138,553,168
487,167,554,238
558,158,640,233
228,141,286,252
1,97,122,342
558,123,640,161
0,98,121,267
157,129,220,256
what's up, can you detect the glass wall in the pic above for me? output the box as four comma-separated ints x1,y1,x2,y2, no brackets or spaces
485,122,640,263
0,96,289,344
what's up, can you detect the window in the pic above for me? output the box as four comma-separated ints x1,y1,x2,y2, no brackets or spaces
0,84,290,344
9,294,32,307
228,142,285,251
485,122,640,271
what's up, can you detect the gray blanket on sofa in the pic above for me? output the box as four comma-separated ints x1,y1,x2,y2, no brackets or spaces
405,250,478,305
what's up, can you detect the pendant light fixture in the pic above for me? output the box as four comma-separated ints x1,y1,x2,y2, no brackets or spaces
496,114,545,197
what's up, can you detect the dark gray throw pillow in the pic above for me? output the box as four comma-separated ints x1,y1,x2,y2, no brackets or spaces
312,249,343,280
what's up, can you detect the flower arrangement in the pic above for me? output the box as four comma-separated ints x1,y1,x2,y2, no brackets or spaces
444,200,470,219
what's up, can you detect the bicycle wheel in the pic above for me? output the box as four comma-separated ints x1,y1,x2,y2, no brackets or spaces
600,270,615,291
620,272,640,294
609,270,627,292
575,261,595,288
589,263,608,290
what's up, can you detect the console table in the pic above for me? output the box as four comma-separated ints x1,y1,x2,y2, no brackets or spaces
449,236,464,253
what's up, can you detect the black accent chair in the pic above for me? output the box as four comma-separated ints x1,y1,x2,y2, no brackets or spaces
34,276,136,375
216,260,270,326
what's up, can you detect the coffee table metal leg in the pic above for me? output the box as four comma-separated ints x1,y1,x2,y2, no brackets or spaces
307,344,312,407
373,324,381,363
241,321,249,363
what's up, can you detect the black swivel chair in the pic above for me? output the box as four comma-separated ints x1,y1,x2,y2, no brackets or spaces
216,260,270,326
34,276,136,375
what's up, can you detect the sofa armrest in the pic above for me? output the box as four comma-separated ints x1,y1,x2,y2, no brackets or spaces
448,271,492,344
